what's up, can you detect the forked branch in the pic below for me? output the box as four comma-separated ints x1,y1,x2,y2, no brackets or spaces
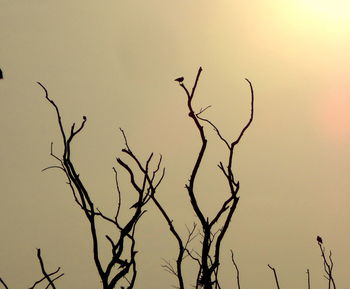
317,236,336,289
168,67,254,289
39,83,164,289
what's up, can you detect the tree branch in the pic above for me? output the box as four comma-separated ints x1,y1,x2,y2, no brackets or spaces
317,236,336,289
172,68,254,289
306,269,311,289
230,250,241,289
0,278,9,289
268,264,281,289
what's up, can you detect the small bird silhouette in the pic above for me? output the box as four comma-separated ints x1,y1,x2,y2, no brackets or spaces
317,236,323,244
0,68,3,79
174,76,184,83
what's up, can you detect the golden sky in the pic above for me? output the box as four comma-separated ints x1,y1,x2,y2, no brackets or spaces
1,0,350,288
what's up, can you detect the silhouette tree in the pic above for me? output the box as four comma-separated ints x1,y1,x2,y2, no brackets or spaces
317,236,336,289
148,67,254,289
33,68,339,289
36,67,253,289
261,236,337,289
38,83,164,289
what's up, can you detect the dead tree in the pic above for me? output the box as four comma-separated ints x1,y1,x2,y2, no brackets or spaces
317,236,336,289
0,248,64,289
38,83,164,289
151,67,254,289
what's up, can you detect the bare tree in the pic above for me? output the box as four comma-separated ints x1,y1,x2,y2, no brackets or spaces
150,67,254,289
317,236,336,289
0,248,64,289
38,83,164,289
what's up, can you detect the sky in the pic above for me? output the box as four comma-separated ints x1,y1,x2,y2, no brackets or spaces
1,0,350,288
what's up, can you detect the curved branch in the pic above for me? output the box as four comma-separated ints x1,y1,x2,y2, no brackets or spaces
36,249,57,289
232,78,254,147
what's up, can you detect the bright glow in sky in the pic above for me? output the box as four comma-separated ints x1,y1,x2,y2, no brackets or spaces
317,87,350,144
1,1,350,289
298,0,350,19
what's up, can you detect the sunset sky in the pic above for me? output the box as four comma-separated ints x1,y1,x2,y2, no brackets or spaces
1,1,350,288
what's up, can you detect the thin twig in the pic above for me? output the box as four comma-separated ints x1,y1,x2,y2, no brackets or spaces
43,274,64,289
36,249,57,289
306,269,311,289
230,250,241,289
268,264,281,289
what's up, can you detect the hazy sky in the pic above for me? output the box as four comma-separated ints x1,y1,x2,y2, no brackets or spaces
1,1,350,288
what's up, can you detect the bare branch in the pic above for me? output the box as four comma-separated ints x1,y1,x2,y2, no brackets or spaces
230,250,241,289
151,193,185,289
96,208,117,225
36,249,57,289
38,82,67,147
196,105,212,116
41,84,155,289
113,167,123,230
67,116,87,143
0,278,9,289
41,165,65,173
120,128,132,152
210,196,234,227
268,264,281,289
232,78,254,147
162,258,178,276
196,115,230,149
170,68,254,289
317,237,336,289
306,269,311,289
43,274,64,289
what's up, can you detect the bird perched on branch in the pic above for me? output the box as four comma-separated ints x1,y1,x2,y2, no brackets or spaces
174,76,184,83
317,236,323,244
